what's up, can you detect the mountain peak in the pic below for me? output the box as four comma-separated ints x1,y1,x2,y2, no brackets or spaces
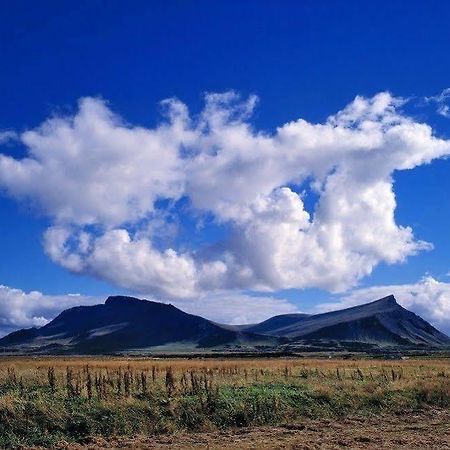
244,293,450,347
372,294,398,307
105,295,146,305
104,296,178,312
386,294,398,304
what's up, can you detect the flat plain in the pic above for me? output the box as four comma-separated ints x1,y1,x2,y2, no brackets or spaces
1,356,450,449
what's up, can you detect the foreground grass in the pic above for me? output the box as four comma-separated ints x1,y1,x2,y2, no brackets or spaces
0,357,450,447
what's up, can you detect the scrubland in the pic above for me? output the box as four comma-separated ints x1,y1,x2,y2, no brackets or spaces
1,356,450,448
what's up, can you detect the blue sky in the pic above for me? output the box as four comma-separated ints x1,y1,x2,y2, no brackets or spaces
1,1,450,334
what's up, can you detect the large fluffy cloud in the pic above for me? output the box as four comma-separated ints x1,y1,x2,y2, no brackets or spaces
0,98,190,226
1,92,450,298
317,276,450,334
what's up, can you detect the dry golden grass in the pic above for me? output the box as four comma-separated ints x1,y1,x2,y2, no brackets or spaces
1,356,450,448
2,355,450,377
2,355,450,396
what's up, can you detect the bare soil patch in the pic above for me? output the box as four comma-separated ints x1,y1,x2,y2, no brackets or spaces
50,409,450,449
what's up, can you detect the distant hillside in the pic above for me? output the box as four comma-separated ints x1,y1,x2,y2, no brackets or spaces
244,295,450,347
1,294,449,354
240,313,311,335
0,296,273,354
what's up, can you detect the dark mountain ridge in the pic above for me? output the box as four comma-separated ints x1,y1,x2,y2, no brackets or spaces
0,294,448,354
244,295,450,347
0,296,273,354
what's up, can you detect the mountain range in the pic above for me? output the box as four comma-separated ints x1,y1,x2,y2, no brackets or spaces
0,294,449,354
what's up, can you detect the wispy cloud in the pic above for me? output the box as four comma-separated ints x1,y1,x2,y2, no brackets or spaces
0,130,17,144
425,88,450,118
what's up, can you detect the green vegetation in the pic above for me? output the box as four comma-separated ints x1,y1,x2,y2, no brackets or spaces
0,357,449,448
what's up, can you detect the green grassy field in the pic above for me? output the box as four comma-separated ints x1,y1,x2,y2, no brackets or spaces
0,356,450,448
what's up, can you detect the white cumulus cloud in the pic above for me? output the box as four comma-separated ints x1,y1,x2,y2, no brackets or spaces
0,286,101,337
1,92,450,299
